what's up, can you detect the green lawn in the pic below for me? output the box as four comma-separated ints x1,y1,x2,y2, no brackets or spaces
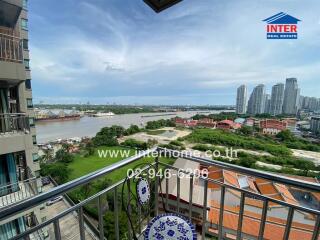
68,146,174,183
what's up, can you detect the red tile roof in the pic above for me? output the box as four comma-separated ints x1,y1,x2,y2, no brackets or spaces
208,201,316,240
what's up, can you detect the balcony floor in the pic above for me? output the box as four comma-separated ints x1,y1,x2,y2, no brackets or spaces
43,183,95,240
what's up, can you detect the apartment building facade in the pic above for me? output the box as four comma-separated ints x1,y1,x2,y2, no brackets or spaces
247,84,266,115
0,0,45,239
236,85,247,114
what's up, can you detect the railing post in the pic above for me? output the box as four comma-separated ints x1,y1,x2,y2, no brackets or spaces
218,186,226,240
188,174,193,220
53,220,62,240
312,215,320,240
201,179,208,240
236,192,245,240
258,199,268,240
176,173,180,213
127,179,132,240
78,207,85,240
97,196,104,240
165,177,169,212
114,187,119,240
154,156,159,216
283,207,294,240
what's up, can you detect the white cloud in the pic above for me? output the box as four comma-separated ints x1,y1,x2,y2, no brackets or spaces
30,0,320,104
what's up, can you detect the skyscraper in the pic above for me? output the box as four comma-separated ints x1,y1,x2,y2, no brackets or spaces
309,97,320,112
283,78,300,115
236,85,247,114
270,83,284,116
310,116,320,135
264,94,271,114
247,84,265,115
0,0,45,238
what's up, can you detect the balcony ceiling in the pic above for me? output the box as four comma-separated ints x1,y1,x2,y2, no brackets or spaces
0,0,22,28
143,0,183,13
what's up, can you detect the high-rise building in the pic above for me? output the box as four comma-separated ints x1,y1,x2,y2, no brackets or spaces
309,97,320,112
283,78,300,115
310,116,320,134
247,84,265,115
302,96,310,109
0,0,45,238
269,83,284,116
264,94,271,114
236,85,247,114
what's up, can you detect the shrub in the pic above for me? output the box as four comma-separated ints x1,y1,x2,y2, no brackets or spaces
121,139,148,150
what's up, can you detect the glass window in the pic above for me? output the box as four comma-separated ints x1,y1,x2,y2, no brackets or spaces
32,153,39,162
23,0,28,9
29,118,35,127
32,135,37,144
25,79,32,90
21,19,28,30
27,98,33,108
24,59,30,69
23,39,28,50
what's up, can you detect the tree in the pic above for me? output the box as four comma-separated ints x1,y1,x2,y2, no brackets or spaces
276,129,295,141
62,143,72,152
121,138,148,150
93,135,119,147
93,125,125,147
125,125,140,135
55,149,74,163
40,163,71,183
238,126,253,135
41,149,54,163
84,141,95,156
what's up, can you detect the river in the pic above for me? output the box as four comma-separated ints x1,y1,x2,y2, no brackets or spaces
35,110,225,143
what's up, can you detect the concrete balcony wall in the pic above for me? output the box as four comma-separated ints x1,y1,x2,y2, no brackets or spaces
0,133,33,155
0,61,25,83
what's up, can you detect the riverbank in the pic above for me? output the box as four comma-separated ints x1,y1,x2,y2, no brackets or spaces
35,110,226,143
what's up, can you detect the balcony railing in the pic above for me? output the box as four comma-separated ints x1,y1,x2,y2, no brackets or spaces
0,177,39,209
0,32,23,63
0,113,30,135
0,147,319,240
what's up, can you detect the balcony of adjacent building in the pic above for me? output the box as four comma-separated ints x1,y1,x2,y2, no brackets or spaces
0,147,318,240
0,25,26,83
0,212,48,240
0,86,35,154
0,151,40,209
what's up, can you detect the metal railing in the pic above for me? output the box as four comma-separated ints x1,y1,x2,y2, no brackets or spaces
0,177,39,209
0,32,23,63
0,147,319,240
0,113,30,134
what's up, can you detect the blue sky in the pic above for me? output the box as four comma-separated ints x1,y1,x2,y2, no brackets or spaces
29,0,320,105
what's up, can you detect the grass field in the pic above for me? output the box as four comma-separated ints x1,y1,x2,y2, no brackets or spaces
68,146,175,183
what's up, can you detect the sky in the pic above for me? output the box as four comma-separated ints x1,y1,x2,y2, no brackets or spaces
28,0,320,105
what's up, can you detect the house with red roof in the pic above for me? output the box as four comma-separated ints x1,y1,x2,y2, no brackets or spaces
175,118,198,127
217,120,242,130
260,119,287,135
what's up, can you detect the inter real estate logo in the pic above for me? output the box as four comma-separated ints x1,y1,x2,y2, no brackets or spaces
263,12,301,39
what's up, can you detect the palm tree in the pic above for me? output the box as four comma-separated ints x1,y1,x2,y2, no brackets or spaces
41,148,53,163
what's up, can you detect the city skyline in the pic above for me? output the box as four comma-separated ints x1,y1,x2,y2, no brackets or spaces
28,0,320,105
236,78,320,115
